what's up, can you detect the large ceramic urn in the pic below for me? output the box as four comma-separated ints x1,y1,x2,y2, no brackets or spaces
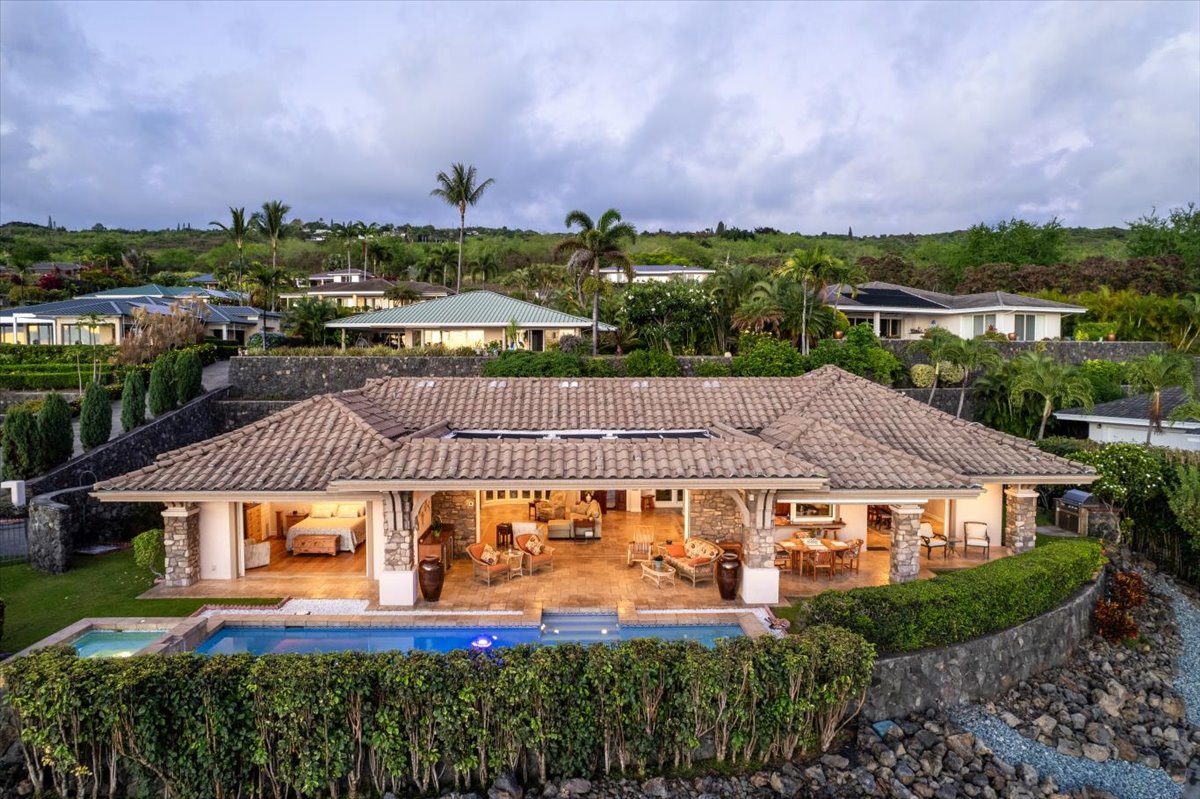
716,552,741,601
418,556,444,602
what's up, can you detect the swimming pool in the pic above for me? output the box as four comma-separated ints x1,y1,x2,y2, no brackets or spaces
73,630,166,658
195,613,743,655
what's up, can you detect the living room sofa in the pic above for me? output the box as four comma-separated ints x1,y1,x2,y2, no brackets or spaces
662,538,721,587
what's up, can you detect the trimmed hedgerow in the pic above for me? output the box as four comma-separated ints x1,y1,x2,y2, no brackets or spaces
623,349,681,377
803,537,1104,654
1,627,873,797
481,350,584,377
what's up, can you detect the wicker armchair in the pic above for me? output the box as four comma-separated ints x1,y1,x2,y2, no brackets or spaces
662,538,721,587
516,533,555,575
467,543,508,586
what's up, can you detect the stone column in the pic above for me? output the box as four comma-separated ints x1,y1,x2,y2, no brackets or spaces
28,496,73,575
379,490,418,606
1005,485,1038,553
431,490,477,555
162,503,200,587
889,504,923,583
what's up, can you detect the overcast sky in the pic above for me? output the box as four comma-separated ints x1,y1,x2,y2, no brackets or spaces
1,1,1197,235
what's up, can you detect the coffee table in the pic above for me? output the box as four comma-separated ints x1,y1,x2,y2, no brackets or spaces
640,561,676,588
505,550,525,580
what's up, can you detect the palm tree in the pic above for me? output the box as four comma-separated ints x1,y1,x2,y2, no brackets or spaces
246,262,291,312
907,329,961,405
1008,351,1095,440
1126,352,1197,444
77,311,107,382
710,261,766,352
773,245,845,355
384,283,421,306
252,200,291,269
283,297,339,346
209,207,252,287
553,209,637,355
948,336,1001,418
331,222,358,270
430,163,495,293
356,222,380,277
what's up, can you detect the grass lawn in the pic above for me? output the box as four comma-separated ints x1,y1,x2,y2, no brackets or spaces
0,549,279,653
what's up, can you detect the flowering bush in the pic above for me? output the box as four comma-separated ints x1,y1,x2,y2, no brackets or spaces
1112,570,1147,608
1093,599,1138,642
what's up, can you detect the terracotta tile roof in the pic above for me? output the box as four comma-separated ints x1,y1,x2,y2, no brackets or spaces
345,376,810,431
94,395,396,493
759,367,1094,479
333,436,824,483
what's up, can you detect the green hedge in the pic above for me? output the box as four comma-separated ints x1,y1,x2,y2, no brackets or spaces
803,538,1104,653
0,370,117,391
1,627,873,796
0,344,118,365
482,350,585,377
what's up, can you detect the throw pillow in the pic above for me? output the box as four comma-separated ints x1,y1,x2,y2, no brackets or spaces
667,543,687,558
688,556,712,567
526,534,543,555
481,544,498,565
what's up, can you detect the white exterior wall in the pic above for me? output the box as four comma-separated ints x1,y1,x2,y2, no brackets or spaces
951,483,1004,546
837,504,868,548
198,501,238,580
1088,421,1200,451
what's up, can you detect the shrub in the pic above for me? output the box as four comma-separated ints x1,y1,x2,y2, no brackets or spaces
1093,599,1138,642
556,334,585,354
693,360,731,377
1036,436,1099,458
173,349,204,405
1075,321,1118,341
623,349,681,377
732,337,806,376
247,331,288,350
584,357,617,377
36,393,74,471
148,352,178,416
1078,359,1127,403
133,528,166,578
1,407,39,480
79,381,111,451
482,350,584,377
121,370,147,432
804,537,1105,653
0,627,874,796
910,363,936,388
808,325,904,384
1112,570,1147,608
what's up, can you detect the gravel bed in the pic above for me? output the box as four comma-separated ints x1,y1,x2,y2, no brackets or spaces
197,599,522,618
949,704,1183,799
1152,575,1200,728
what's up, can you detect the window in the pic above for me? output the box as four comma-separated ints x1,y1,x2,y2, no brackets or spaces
788,503,836,523
878,318,902,339
21,323,54,345
972,314,997,337
61,323,116,345
1014,314,1036,341
845,316,872,329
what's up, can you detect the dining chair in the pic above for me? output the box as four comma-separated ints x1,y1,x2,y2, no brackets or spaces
843,539,862,573
804,549,835,580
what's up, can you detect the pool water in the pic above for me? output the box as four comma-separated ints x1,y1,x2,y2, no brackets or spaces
73,630,165,658
195,613,743,655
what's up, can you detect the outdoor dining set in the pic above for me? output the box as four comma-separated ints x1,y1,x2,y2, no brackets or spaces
776,534,862,580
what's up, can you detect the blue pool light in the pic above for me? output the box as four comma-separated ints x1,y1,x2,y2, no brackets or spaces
470,636,493,650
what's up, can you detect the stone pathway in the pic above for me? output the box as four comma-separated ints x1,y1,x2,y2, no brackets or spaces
1152,575,1200,728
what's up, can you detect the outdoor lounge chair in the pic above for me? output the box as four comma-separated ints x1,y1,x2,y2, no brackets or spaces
662,538,721,587
516,533,555,574
467,543,508,586
919,522,948,560
962,522,991,558
627,527,655,566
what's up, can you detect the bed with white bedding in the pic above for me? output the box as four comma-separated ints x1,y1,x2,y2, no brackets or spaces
285,504,367,553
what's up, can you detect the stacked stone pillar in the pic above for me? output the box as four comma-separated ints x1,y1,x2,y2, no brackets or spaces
379,490,418,605
1005,485,1038,553
162,503,200,587
888,504,923,583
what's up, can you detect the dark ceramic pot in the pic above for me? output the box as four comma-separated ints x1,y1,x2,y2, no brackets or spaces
716,553,741,601
419,556,444,602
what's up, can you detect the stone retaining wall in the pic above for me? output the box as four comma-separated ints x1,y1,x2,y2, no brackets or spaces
26,387,230,497
28,485,162,573
688,490,743,542
216,399,297,430
887,340,1168,370
863,575,1104,721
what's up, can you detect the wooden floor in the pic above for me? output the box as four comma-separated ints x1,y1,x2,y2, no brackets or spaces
251,538,366,576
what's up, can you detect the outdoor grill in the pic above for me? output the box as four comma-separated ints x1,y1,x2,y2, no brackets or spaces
1055,489,1101,534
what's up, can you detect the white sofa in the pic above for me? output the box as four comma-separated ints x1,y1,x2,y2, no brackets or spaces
245,539,271,569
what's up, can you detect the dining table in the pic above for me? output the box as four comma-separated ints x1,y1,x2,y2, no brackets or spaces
778,537,851,576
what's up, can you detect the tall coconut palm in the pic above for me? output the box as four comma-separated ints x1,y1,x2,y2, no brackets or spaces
246,262,292,312
1126,352,1198,443
710,261,766,352
907,329,961,405
283,297,339,346
209,207,251,286
553,209,637,355
356,222,380,277
947,336,1002,418
774,245,845,355
1008,351,1094,440
331,221,358,270
252,200,291,269
430,163,495,293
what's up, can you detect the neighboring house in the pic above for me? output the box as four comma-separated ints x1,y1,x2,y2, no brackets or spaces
298,269,377,287
0,295,279,345
22,261,88,277
826,281,1087,341
599,264,715,283
279,279,453,311
87,283,246,303
1056,387,1200,450
94,366,1093,606
187,273,222,290
326,289,610,351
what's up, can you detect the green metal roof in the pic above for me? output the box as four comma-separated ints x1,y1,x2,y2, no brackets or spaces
327,290,613,330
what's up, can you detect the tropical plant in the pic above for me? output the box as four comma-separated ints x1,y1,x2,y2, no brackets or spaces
1124,352,1197,443
284,297,340,345
209,207,252,286
132,528,165,579
331,221,360,272
773,246,847,355
120,370,147,432
945,336,1002,418
906,329,961,405
731,334,807,376
1166,464,1200,552
1,407,39,480
807,324,905,385
36,392,74,471
79,381,111,450
1008,351,1095,439
623,349,681,377
77,311,107,382
246,262,292,312
356,221,380,275
554,209,637,356
430,163,496,293
252,200,291,269
173,349,203,405
708,261,766,353
618,281,715,355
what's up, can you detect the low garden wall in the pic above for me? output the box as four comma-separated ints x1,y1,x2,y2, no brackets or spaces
887,339,1167,368
28,486,162,574
25,387,230,497
862,576,1104,721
